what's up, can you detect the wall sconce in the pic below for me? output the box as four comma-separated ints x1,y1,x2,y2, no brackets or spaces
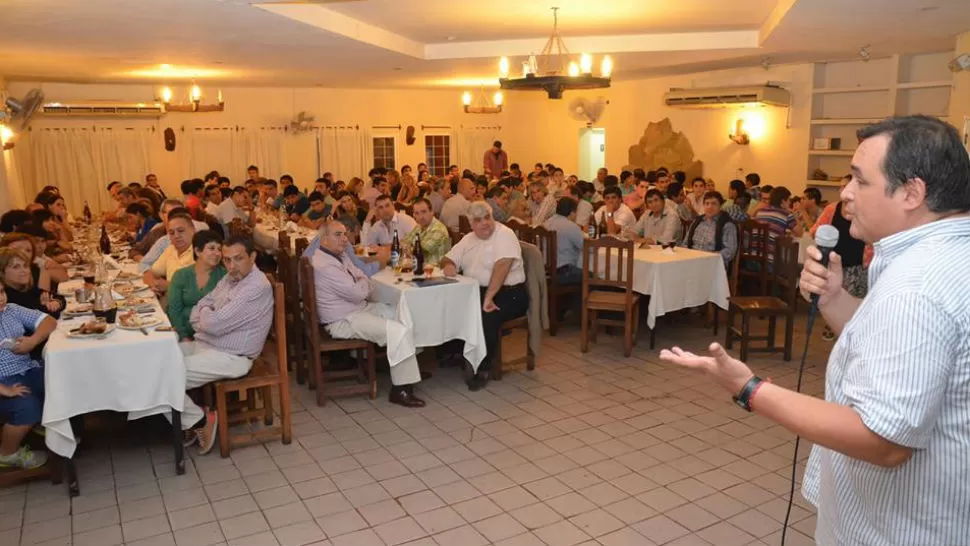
0,125,15,151
462,87,503,114
729,118,750,145
159,84,225,113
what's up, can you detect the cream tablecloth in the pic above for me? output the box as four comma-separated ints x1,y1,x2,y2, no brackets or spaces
44,267,185,458
595,245,730,329
370,269,488,372
253,222,314,253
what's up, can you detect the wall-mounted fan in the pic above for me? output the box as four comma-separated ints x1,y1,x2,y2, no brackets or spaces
289,111,315,133
568,96,607,127
1,88,44,132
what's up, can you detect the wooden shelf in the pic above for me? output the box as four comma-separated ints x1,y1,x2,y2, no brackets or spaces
809,149,855,156
897,81,953,89
810,118,883,125
812,86,891,95
806,179,844,188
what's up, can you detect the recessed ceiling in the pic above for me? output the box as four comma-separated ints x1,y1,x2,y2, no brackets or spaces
0,0,966,88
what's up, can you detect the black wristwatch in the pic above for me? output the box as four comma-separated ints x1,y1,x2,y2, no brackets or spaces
733,376,764,412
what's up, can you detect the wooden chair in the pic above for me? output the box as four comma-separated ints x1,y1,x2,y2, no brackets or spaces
735,219,771,296
228,218,252,239
725,236,799,362
449,230,464,247
299,257,378,405
533,225,578,336
294,237,309,258
213,281,293,457
276,249,308,385
278,231,291,255
581,237,641,357
508,221,535,243
711,220,742,336
458,215,472,237
491,241,542,379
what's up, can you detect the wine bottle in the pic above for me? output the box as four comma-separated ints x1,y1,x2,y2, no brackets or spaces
83,201,93,224
390,229,401,269
413,233,424,273
99,224,111,255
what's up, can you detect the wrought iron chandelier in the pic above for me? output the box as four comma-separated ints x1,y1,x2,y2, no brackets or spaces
498,7,613,99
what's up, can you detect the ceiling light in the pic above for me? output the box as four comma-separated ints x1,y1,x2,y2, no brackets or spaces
600,56,613,78
498,57,510,78
161,86,173,104
190,84,202,103
0,125,14,148
498,8,611,99
462,91,473,106
462,87,503,114
493,92,504,107
124,64,227,79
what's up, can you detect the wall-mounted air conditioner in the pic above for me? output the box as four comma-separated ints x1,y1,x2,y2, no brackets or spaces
40,102,165,117
664,85,790,109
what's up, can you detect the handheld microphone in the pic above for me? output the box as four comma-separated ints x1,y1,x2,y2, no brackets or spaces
811,225,841,309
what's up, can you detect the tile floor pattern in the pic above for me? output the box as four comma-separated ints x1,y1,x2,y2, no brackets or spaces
2,317,831,546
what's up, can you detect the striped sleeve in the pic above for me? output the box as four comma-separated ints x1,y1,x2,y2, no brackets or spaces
843,293,959,448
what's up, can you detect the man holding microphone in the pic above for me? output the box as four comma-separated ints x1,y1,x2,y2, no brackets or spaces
661,115,970,545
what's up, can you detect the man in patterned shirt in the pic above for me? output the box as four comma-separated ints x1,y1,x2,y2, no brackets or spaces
0,288,56,469
681,191,738,268
661,116,970,545
404,198,452,265
175,235,273,455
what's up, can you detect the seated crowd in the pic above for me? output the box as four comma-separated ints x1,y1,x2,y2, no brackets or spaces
0,151,821,469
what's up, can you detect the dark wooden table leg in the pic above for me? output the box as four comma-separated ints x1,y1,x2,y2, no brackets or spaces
64,457,79,497
171,410,185,475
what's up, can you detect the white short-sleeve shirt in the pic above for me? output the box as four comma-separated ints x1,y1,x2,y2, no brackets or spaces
594,203,636,229
445,222,525,287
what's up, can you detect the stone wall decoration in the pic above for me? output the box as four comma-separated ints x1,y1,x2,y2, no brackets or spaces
628,118,703,180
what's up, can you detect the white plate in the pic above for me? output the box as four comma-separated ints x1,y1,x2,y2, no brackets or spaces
66,324,116,339
117,316,163,330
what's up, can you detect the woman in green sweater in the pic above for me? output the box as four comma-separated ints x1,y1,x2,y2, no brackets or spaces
166,230,227,340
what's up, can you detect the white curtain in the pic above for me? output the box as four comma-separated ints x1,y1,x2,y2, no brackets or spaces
318,127,366,182
16,127,154,215
456,126,501,174
187,127,285,183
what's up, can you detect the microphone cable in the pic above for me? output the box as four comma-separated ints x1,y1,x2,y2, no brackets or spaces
780,302,820,545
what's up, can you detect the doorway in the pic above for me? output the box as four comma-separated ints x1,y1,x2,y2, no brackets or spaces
578,127,605,181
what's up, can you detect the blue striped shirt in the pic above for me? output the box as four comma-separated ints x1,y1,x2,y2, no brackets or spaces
0,303,46,377
802,217,970,546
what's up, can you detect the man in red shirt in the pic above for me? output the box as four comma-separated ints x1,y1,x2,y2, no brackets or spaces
181,179,206,220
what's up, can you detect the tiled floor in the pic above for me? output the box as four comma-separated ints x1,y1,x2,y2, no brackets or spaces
2,315,830,546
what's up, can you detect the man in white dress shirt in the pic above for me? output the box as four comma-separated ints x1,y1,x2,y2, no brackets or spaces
361,195,417,246
440,177,475,232
625,188,682,245
214,186,256,232
593,186,636,235
440,202,528,392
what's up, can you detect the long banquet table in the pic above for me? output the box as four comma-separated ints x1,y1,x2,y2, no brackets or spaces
46,259,186,494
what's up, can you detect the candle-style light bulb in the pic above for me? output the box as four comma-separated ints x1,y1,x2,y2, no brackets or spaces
190,84,202,102
600,56,613,78
568,62,580,77
579,53,593,74
462,91,472,106
161,86,173,104
498,57,510,78
493,91,503,106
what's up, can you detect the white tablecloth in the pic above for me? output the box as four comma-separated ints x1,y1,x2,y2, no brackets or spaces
253,223,314,253
44,268,185,458
370,269,488,372
595,245,730,329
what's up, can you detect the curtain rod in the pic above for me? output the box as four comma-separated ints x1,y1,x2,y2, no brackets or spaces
372,125,401,130
31,126,156,132
421,125,451,130
461,125,502,130
312,124,359,130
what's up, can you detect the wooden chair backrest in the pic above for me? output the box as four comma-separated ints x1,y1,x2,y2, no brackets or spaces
773,236,800,307
582,236,635,295
278,231,291,255
294,237,309,258
737,219,771,295
299,257,321,347
531,225,557,281
276,249,299,310
258,281,288,380
458,215,472,236
228,218,247,238
449,230,464,247
509,221,535,244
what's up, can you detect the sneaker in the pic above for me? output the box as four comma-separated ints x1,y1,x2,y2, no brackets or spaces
182,430,199,448
196,409,219,456
821,326,835,342
0,446,49,469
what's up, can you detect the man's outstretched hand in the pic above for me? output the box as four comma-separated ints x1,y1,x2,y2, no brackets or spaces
659,342,754,395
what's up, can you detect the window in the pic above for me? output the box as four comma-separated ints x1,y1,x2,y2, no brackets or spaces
425,135,451,176
373,137,396,170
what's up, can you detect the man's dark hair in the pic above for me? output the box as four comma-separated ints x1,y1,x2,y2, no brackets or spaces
117,187,136,200
0,210,31,233
374,194,393,205
205,171,219,182
667,182,684,200
280,174,294,184
263,179,278,188
167,206,190,218
729,179,746,198
510,162,519,171
231,186,247,196
192,229,224,253
220,187,232,199
692,177,706,186
603,175,619,188
247,165,259,172
412,197,432,211
646,170,658,184
553,167,564,175
735,191,752,207
217,176,230,185
673,171,687,184
703,191,725,205
31,209,56,225
603,186,622,199
18,222,52,240
620,170,634,183
283,185,301,197
34,191,60,207
803,187,823,205
769,186,792,207
224,235,255,255
493,140,502,149
656,167,669,175
205,184,220,197
556,197,577,217
745,172,761,186
373,176,388,186
334,214,361,233
128,182,142,189
145,174,156,182
180,179,203,195
857,115,970,212
167,211,194,227
485,185,505,200
645,189,665,202
125,202,152,218
633,168,646,181
308,191,325,203
568,184,583,199
315,177,330,187
760,184,774,196
107,181,122,192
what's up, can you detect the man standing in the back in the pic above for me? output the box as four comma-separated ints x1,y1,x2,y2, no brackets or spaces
483,141,509,179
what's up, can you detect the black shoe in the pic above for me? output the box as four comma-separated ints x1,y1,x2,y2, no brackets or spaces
466,371,489,392
389,386,426,408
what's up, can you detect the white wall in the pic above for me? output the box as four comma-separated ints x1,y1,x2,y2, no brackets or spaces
7,51,955,208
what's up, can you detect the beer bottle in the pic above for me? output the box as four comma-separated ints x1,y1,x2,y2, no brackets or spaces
99,224,112,255
390,229,401,269
413,233,424,273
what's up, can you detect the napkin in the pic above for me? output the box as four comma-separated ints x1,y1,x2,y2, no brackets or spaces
284,221,299,233
662,247,676,256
